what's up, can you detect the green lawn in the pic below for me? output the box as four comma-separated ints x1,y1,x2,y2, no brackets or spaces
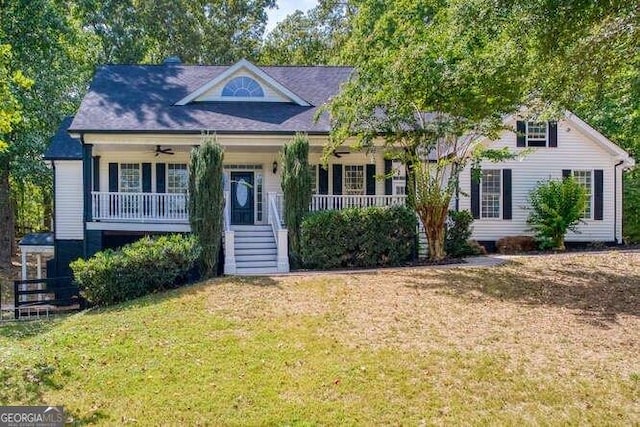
1,251,640,425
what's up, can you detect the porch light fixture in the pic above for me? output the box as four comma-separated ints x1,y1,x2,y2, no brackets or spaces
272,161,278,174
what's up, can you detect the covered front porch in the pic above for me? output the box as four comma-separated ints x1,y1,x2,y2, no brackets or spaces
82,136,408,274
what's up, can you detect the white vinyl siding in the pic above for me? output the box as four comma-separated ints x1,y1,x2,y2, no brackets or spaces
54,161,84,239
461,118,620,242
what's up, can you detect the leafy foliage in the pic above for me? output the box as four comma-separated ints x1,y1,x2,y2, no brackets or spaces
445,210,481,258
300,206,417,269
324,0,527,260
260,0,353,65
71,234,200,306
527,177,587,250
280,133,313,266
74,0,276,64
189,136,224,278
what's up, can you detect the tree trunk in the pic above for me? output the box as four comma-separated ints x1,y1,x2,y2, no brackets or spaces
0,156,14,271
43,187,53,230
416,202,449,261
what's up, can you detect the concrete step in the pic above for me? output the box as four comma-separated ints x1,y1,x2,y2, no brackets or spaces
235,235,275,243
235,266,280,275
235,241,277,250
231,225,272,232
235,260,277,269
235,253,278,262
235,247,277,255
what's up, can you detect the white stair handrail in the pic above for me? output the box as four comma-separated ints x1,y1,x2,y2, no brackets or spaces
268,192,289,273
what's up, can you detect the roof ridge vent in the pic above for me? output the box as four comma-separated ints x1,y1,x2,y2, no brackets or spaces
163,56,182,65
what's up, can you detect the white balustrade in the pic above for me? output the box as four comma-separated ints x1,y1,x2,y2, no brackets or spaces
91,192,188,222
309,194,406,212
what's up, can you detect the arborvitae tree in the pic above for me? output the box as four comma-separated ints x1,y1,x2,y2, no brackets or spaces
189,135,224,277
281,133,313,267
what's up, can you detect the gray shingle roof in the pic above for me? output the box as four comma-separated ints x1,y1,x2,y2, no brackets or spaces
19,232,54,247
44,116,82,160
69,64,353,134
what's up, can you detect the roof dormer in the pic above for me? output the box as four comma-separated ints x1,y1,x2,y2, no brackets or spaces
175,59,311,106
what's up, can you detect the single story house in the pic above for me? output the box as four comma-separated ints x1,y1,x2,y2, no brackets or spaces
44,59,635,275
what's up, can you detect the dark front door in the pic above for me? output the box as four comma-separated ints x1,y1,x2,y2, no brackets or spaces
230,171,254,225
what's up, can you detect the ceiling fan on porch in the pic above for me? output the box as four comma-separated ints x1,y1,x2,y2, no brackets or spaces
332,148,350,158
154,145,175,156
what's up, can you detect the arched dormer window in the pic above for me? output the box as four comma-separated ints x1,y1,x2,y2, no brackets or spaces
221,76,265,98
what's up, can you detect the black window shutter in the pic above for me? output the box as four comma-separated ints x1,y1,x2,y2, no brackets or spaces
548,121,558,147
142,163,152,193
594,169,603,220
108,163,118,192
332,164,342,195
471,169,480,219
562,169,572,179
318,165,328,195
366,164,376,195
92,156,100,191
503,169,512,220
156,163,166,193
516,121,526,147
384,159,392,195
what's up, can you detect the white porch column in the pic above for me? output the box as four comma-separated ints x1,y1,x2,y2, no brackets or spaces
36,254,42,279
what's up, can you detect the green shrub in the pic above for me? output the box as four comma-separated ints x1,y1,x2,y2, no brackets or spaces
280,133,313,267
527,177,587,250
300,206,417,269
71,234,200,306
445,210,482,258
189,136,224,278
623,169,640,243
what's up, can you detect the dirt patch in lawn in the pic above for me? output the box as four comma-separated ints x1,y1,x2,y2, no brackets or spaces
207,251,640,378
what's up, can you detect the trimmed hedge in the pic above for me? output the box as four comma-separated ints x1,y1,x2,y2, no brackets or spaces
300,206,417,269
71,234,201,306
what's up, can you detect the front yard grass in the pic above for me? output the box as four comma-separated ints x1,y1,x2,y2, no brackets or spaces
1,251,640,424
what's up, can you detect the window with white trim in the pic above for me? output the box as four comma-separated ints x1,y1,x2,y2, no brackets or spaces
221,76,264,98
573,170,592,218
481,169,501,219
392,160,406,196
526,121,548,147
120,163,141,192
167,164,188,193
344,165,364,195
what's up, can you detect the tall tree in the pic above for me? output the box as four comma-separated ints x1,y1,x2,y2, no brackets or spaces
325,0,529,260
0,0,95,267
260,0,353,65
75,0,276,64
0,44,32,269
280,133,313,267
495,1,640,241
189,136,224,278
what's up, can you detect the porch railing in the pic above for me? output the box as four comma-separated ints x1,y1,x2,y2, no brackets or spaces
91,192,188,222
310,194,406,211
268,193,290,273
